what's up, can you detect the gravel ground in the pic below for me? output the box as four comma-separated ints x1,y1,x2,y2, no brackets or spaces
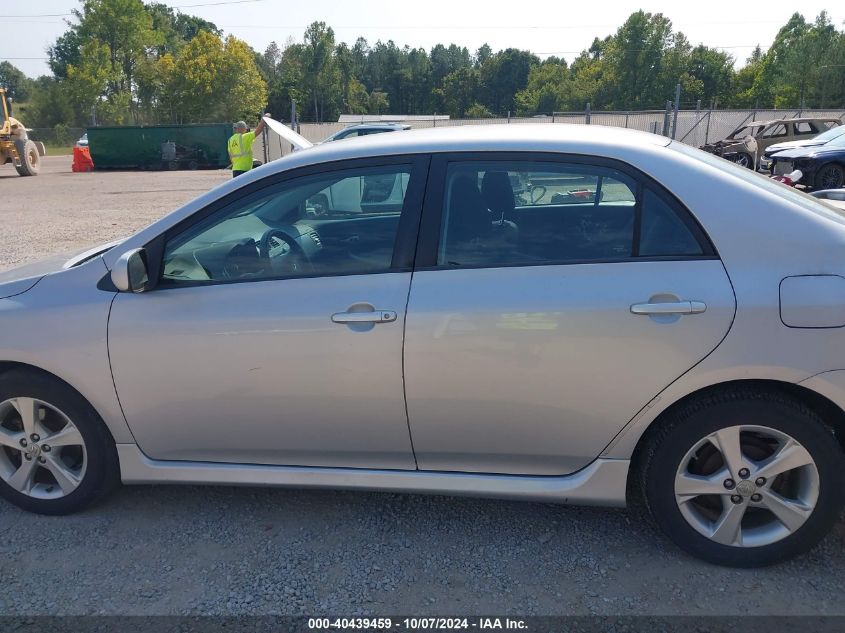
1,157,844,616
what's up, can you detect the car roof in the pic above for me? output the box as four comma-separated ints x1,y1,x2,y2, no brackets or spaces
342,122,410,130
279,123,670,172
743,117,841,127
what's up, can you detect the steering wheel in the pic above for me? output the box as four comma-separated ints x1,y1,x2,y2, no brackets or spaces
258,228,311,274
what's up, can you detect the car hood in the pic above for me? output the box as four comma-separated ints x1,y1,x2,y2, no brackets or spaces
765,139,827,155
0,239,122,299
772,145,845,160
262,116,312,151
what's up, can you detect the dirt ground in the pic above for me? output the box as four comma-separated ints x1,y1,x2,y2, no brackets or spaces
0,156,229,273
0,155,844,617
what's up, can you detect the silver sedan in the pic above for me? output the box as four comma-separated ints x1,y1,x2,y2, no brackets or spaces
1,124,844,567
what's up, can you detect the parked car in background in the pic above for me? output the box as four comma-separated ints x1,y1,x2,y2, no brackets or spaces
76,133,88,147
4,125,845,568
761,124,845,170
701,117,842,168
322,122,411,143
770,131,845,189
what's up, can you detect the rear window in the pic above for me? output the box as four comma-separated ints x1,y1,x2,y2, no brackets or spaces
669,141,845,224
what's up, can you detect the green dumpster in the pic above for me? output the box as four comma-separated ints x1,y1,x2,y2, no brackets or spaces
87,123,232,170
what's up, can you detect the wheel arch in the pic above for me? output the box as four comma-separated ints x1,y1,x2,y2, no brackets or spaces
0,360,119,447
625,378,845,504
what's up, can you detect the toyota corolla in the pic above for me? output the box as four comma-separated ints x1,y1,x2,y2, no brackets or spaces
1,124,844,567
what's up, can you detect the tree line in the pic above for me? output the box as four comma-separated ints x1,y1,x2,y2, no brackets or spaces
2,0,844,130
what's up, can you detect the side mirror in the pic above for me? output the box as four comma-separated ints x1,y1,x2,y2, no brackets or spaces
111,248,149,293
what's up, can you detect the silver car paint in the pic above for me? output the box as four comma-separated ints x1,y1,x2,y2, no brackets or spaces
116,444,629,506
108,273,417,468
2,125,845,501
0,259,135,444
403,261,735,475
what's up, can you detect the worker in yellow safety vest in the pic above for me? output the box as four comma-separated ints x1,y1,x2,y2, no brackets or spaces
228,115,268,177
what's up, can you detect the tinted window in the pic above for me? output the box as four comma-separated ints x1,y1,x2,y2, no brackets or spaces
162,165,412,284
437,160,704,268
639,189,704,256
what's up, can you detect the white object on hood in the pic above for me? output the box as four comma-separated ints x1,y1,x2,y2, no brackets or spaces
262,116,313,151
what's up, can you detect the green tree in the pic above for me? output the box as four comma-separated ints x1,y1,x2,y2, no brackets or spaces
478,49,539,115
435,67,480,117
168,31,267,122
601,11,673,109
0,62,33,102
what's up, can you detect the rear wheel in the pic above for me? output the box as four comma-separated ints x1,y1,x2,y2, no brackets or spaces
641,389,845,566
814,163,845,190
14,140,40,176
0,370,119,515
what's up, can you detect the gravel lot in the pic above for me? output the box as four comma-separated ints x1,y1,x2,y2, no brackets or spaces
1,156,844,617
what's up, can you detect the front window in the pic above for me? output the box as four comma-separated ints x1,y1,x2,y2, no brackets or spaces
161,165,412,284
729,125,762,140
761,124,787,138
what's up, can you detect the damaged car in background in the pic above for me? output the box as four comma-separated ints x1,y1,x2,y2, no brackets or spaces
701,117,842,169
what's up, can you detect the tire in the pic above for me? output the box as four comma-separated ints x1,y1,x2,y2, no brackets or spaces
814,163,845,190
640,388,845,567
14,140,40,176
0,369,119,515
730,152,753,169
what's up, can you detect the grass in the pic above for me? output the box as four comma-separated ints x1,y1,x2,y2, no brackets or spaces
41,143,76,156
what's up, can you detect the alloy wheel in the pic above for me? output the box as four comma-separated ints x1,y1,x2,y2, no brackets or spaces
0,397,87,500
674,425,818,548
819,165,844,190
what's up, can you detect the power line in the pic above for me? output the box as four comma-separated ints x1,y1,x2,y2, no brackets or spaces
0,0,269,18
171,0,269,5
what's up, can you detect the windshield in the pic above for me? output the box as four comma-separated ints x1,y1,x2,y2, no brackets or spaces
669,141,845,224
824,132,845,148
814,125,845,142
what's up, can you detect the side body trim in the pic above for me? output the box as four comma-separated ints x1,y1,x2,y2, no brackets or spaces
117,445,628,507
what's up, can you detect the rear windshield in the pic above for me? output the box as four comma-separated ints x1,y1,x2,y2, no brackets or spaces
669,141,845,224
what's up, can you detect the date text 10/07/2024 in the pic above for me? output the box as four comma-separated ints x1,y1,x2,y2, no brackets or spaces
307,618,528,630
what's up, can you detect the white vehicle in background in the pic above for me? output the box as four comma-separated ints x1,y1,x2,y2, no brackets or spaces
76,133,88,147
761,124,844,170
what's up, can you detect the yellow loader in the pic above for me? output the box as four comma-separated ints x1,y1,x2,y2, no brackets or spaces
0,87,44,176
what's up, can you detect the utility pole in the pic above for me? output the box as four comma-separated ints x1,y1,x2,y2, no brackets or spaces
671,83,681,139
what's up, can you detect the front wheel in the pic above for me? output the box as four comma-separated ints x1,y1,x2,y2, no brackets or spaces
641,389,845,567
14,140,40,176
0,370,119,515
729,152,753,169
814,163,845,190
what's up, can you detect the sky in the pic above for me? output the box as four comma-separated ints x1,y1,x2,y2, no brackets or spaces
3,0,844,79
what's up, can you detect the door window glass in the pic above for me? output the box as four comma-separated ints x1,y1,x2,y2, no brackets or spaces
437,160,706,267
794,122,819,134
162,165,412,284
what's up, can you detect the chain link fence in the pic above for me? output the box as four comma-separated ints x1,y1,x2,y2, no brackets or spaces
256,109,845,161
26,126,86,150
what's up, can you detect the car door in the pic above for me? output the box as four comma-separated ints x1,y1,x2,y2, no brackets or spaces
403,153,736,475
108,156,428,469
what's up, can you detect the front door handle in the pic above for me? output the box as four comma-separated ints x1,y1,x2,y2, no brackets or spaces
630,301,707,315
331,310,397,324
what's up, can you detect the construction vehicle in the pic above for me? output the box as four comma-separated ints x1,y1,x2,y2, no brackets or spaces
0,87,43,176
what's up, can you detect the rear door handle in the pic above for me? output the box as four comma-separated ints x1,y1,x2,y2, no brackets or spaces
331,310,397,324
630,301,707,315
